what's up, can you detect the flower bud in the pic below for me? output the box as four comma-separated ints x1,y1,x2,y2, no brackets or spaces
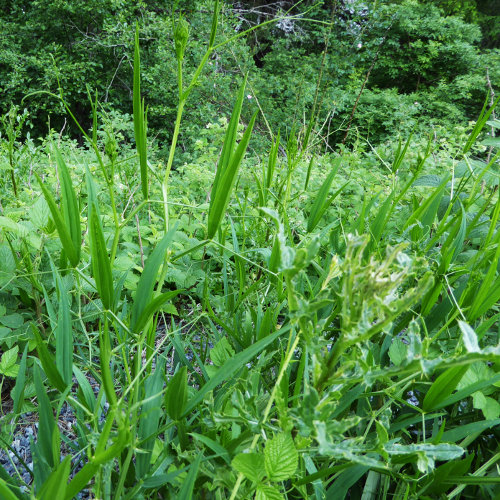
174,18,189,62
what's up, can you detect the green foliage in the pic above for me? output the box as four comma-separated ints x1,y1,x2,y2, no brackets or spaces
2,2,500,499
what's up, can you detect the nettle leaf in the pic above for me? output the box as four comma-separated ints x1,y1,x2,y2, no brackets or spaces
264,433,298,482
0,345,19,377
231,453,266,483
255,484,284,500
210,337,235,367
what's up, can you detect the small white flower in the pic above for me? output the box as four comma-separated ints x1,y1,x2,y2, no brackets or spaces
357,43,362,48
247,94,253,99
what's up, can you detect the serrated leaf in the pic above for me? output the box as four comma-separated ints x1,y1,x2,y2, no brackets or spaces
388,338,407,366
210,337,235,367
232,453,266,483
255,484,284,500
264,433,298,482
0,345,18,372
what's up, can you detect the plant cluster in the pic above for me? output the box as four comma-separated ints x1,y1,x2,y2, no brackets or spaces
1,1,500,499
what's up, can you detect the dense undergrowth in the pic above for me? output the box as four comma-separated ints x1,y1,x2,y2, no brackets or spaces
2,1,500,499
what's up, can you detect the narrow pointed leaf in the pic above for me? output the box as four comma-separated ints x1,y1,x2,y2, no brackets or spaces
54,144,81,265
130,226,177,332
207,111,258,239
35,173,78,266
423,365,469,411
89,206,114,310
134,24,148,198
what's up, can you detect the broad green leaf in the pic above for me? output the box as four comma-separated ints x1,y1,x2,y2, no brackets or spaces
413,175,444,188
472,392,500,420
255,484,284,500
165,365,188,421
0,345,18,377
439,372,500,410
264,433,298,482
423,365,469,411
231,453,266,483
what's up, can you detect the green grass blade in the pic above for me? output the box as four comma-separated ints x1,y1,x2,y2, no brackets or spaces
211,74,248,201
207,111,257,239
130,226,177,332
38,456,71,500
0,479,20,500
34,364,58,468
306,157,342,232
209,0,219,48
133,290,182,334
369,191,395,245
177,453,202,500
54,270,73,386
134,24,148,199
33,327,67,392
136,356,166,479
463,94,500,154
403,176,449,231
267,130,280,190
53,144,81,266
89,205,114,311
165,365,188,421
35,173,78,267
